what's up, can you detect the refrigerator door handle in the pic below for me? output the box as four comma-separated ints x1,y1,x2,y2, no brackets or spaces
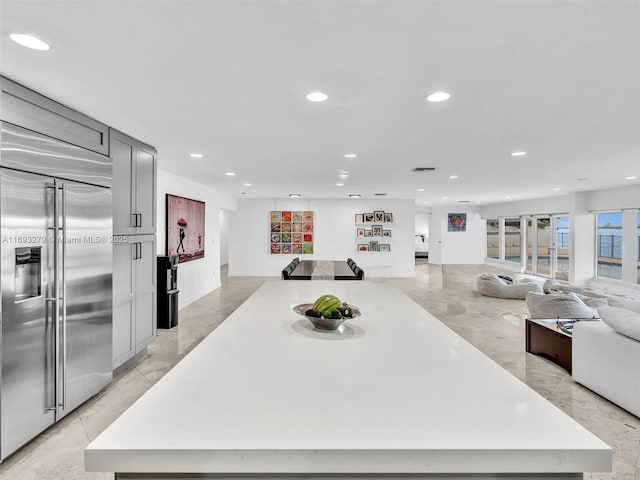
44,182,59,413
44,298,57,412
51,181,62,415
59,183,67,410
132,213,138,228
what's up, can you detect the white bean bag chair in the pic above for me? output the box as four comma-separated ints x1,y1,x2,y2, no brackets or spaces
476,273,543,300
525,291,599,319
543,279,584,295
580,296,609,310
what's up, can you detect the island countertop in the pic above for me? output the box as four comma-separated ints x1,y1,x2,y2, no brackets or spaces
85,280,611,478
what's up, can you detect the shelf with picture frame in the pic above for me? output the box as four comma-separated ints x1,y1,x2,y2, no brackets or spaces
356,241,391,253
355,225,392,239
354,211,393,224
354,210,393,253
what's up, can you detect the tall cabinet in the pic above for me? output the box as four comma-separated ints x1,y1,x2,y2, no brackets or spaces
111,130,157,371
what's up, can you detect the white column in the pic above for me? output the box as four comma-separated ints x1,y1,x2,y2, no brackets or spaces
621,209,637,284
569,192,595,286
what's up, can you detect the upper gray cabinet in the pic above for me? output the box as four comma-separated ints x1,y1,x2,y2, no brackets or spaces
111,129,157,235
1,76,109,156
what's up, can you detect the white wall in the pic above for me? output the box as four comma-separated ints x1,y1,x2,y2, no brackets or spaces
228,198,415,277
482,195,571,219
157,170,236,309
429,207,485,264
219,209,229,266
587,184,640,211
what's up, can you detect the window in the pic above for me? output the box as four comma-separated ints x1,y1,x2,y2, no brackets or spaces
596,212,623,280
504,218,521,263
486,219,499,259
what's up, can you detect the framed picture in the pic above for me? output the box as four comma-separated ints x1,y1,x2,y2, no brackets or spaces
356,228,365,237
374,210,384,222
365,230,373,237
372,224,382,236
270,211,314,254
382,230,391,237
364,213,374,223
384,212,393,223
166,194,205,263
357,244,369,252
379,244,391,252
355,213,364,223
369,240,378,252
448,213,467,232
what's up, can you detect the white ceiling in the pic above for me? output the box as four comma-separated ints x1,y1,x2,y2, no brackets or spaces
1,0,639,207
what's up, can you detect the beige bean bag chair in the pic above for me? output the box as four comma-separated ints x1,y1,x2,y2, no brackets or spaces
525,291,599,319
476,273,543,300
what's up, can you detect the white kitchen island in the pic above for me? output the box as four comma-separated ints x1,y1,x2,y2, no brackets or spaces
86,280,611,479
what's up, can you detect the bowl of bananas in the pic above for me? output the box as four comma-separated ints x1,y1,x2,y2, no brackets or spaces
293,294,361,330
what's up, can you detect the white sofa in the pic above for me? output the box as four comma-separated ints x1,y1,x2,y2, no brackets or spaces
573,319,640,418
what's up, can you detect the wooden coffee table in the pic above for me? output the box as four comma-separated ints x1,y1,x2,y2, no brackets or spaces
525,318,575,373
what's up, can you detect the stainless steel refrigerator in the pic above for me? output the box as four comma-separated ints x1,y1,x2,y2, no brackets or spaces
0,121,113,461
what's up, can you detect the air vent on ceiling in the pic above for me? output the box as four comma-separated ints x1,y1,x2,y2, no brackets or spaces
374,193,387,196
411,167,436,172
458,200,470,203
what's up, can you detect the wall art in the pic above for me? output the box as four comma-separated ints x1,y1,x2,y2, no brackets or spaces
166,194,205,263
270,210,314,254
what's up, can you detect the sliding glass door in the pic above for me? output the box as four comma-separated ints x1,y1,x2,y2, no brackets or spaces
526,214,570,279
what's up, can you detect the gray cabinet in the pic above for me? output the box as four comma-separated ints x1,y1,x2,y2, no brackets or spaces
111,129,157,235
113,235,157,370
1,76,109,155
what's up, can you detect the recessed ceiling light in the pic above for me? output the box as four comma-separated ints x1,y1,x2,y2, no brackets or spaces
349,194,361,198
336,183,344,187
190,153,203,158
442,196,448,199
417,188,425,192
305,91,328,102
505,195,512,199
426,91,451,103
225,172,236,176
449,175,459,179
289,193,301,198
339,172,349,178
9,33,50,51
243,183,252,187
625,176,637,180
344,153,357,158
511,151,527,157
552,187,561,191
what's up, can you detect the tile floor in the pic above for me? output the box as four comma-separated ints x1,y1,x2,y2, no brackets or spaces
1,262,638,479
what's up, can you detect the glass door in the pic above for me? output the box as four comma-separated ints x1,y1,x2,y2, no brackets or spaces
535,216,552,277
525,218,533,273
553,215,570,280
